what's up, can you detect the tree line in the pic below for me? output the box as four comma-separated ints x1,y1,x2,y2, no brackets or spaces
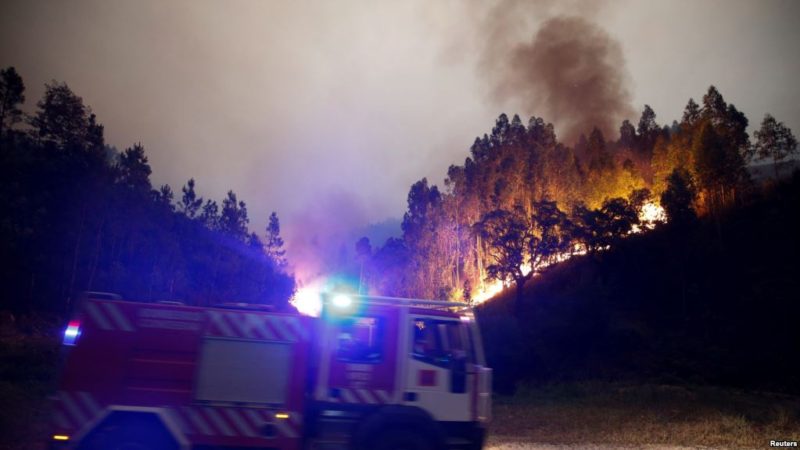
0,67,294,314
356,86,797,309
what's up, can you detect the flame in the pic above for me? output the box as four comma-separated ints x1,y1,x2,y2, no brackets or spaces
470,244,587,306
632,201,666,233
290,283,322,316
293,203,666,311
471,279,505,305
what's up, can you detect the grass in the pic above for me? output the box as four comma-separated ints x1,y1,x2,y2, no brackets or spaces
488,382,800,449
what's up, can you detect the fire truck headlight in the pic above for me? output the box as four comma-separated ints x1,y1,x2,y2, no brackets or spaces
332,294,352,309
63,320,81,346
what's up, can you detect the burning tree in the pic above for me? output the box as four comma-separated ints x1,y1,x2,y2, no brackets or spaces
476,207,534,314
476,201,573,313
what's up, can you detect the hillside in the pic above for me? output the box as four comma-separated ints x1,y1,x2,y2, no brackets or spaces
477,174,800,394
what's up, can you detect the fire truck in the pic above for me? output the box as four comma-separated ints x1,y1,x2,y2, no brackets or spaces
50,292,492,450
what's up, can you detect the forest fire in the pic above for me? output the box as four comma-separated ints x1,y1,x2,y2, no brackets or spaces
469,202,665,306
290,201,668,313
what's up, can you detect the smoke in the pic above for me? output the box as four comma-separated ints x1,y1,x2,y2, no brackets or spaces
476,2,635,143
284,190,368,284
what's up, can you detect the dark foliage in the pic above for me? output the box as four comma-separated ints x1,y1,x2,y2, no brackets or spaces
0,71,294,314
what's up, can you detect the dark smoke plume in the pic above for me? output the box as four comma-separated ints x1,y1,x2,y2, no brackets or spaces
480,9,634,144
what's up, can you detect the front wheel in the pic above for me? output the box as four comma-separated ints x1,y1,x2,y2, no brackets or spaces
373,429,434,450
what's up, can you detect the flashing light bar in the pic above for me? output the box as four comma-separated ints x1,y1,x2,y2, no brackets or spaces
62,320,81,346
52,434,69,441
275,412,290,419
331,294,353,308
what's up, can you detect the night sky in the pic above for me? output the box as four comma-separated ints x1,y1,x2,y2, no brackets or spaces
2,0,799,256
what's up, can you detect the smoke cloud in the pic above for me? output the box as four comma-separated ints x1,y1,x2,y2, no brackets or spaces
284,190,368,284
477,4,635,143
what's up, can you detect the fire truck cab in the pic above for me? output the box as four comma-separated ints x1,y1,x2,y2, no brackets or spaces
51,293,491,450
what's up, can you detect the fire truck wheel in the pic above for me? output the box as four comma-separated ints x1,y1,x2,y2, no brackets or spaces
373,428,433,450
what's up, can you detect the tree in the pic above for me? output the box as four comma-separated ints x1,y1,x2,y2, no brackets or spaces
200,199,220,230
30,81,104,151
754,114,798,179
586,127,611,170
156,184,174,210
692,119,746,212
369,237,411,297
598,197,639,243
477,208,534,314
264,211,287,267
220,191,249,241
402,178,441,242
530,200,572,267
637,104,659,154
115,143,152,193
660,168,697,225
619,119,636,149
627,188,651,212
179,179,203,218
681,98,700,128
0,67,25,140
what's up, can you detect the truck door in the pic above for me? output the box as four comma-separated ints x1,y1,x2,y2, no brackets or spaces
319,305,399,405
403,316,478,422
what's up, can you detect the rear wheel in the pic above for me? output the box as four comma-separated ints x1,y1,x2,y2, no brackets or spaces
373,428,433,450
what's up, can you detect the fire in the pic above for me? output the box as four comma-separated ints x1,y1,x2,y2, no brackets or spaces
470,245,587,306
293,203,666,311
633,201,666,233
472,279,506,306
291,283,322,317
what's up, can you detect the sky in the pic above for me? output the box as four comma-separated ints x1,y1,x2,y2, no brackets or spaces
2,0,799,271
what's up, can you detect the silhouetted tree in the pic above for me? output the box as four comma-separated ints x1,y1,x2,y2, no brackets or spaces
179,178,203,218
156,184,174,210
115,143,152,193
220,191,249,241
30,81,104,152
531,200,572,266
682,98,701,128
0,72,296,313
598,197,639,244
619,119,636,149
477,208,534,314
637,104,659,154
265,211,287,266
754,114,798,179
0,67,25,140
660,168,697,225
200,200,220,230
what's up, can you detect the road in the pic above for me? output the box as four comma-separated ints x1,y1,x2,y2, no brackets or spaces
486,442,711,450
